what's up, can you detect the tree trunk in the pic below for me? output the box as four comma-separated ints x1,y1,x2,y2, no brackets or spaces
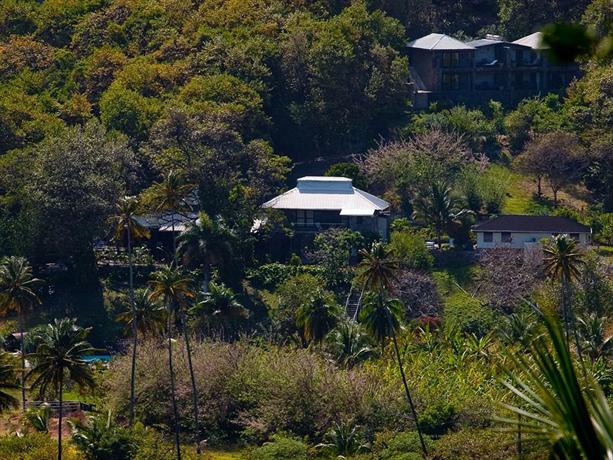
437,228,442,250
182,313,201,454
516,414,522,459
172,216,177,265
536,176,542,197
58,375,63,460
128,227,137,426
391,332,428,459
202,264,210,293
168,315,182,460
564,276,587,378
19,311,26,412
552,187,558,207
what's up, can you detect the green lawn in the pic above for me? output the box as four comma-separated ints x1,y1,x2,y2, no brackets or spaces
489,164,533,214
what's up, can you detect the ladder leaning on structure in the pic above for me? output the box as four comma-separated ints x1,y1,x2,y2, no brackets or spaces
344,286,364,321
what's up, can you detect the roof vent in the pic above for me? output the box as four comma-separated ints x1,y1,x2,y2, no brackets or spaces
486,34,504,41
296,176,353,193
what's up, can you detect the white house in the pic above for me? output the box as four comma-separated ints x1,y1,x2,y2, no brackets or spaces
261,176,390,240
473,215,591,249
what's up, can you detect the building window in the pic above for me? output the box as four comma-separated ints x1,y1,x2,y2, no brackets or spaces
502,232,512,243
570,233,580,241
296,210,313,226
442,73,460,90
483,232,493,243
442,52,460,67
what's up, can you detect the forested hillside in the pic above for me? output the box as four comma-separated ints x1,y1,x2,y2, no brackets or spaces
0,2,611,458
0,0,611,271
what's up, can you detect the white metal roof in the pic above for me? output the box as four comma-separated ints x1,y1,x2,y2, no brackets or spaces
512,32,548,50
407,33,474,50
134,212,197,231
262,176,389,215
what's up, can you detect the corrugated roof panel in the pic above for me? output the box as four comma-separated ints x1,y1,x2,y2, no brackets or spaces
512,32,548,49
407,33,474,50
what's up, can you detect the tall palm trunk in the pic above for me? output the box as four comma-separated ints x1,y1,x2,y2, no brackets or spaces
181,313,201,454
436,227,442,249
168,314,182,460
171,216,177,264
19,311,26,411
562,275,587,377
390,332,428,458
202,263,210,293
128,227,137,426
58,373,63,460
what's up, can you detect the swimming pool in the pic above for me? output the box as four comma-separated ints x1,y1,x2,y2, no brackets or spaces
81,354,113,363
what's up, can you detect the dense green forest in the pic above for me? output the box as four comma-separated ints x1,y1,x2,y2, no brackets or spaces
0,0,611,459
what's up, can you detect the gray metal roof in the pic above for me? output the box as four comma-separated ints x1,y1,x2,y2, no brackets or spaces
466,38,508,47
513,32,548,50
407,33,474,51
262,177,389,215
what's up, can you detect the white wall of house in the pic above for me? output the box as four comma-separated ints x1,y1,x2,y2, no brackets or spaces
475,231,590,249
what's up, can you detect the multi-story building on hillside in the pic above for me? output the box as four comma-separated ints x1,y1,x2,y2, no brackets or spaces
407,32,580,108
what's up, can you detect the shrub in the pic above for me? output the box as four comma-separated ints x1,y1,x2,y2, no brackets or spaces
444,293,496,338
418,401,457,435
70,412,138,460
243,434,309,460
247,263,323,291
391,270,442,318
0,433,79,460
103,340,408,444
388,230,433,271
374,430,434,460
433,428,518,459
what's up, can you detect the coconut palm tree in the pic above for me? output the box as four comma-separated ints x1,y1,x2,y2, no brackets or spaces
149,266,196,458
359,292,428,458
144,170,194,260
328,320,376,367
117,288,166,339
353,242,399,321
499,310,613,458
0,352,19,411
177,213,236,292
26,318,96,460
109,196,150,426
543,235,585,356
296,295,339,345
0,256,41,411
190,282,248,339
412,181,472,249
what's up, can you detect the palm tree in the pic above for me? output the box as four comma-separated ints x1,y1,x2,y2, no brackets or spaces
543,235,585,356
499,310,613,458
359,292,428,458
144,170,194,261
577,314,612,363
149,266,196,458
0,352,19,411
354,241,397,312
177,213,235,292
109,196,150,426
328,320,376,367
296,295,339,345
412,181,472,249
190,282,248,339
26,319,96,460
0,256,41,411
117,288,166,339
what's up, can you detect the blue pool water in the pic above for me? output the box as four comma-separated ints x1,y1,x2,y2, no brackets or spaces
81,354,113,363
